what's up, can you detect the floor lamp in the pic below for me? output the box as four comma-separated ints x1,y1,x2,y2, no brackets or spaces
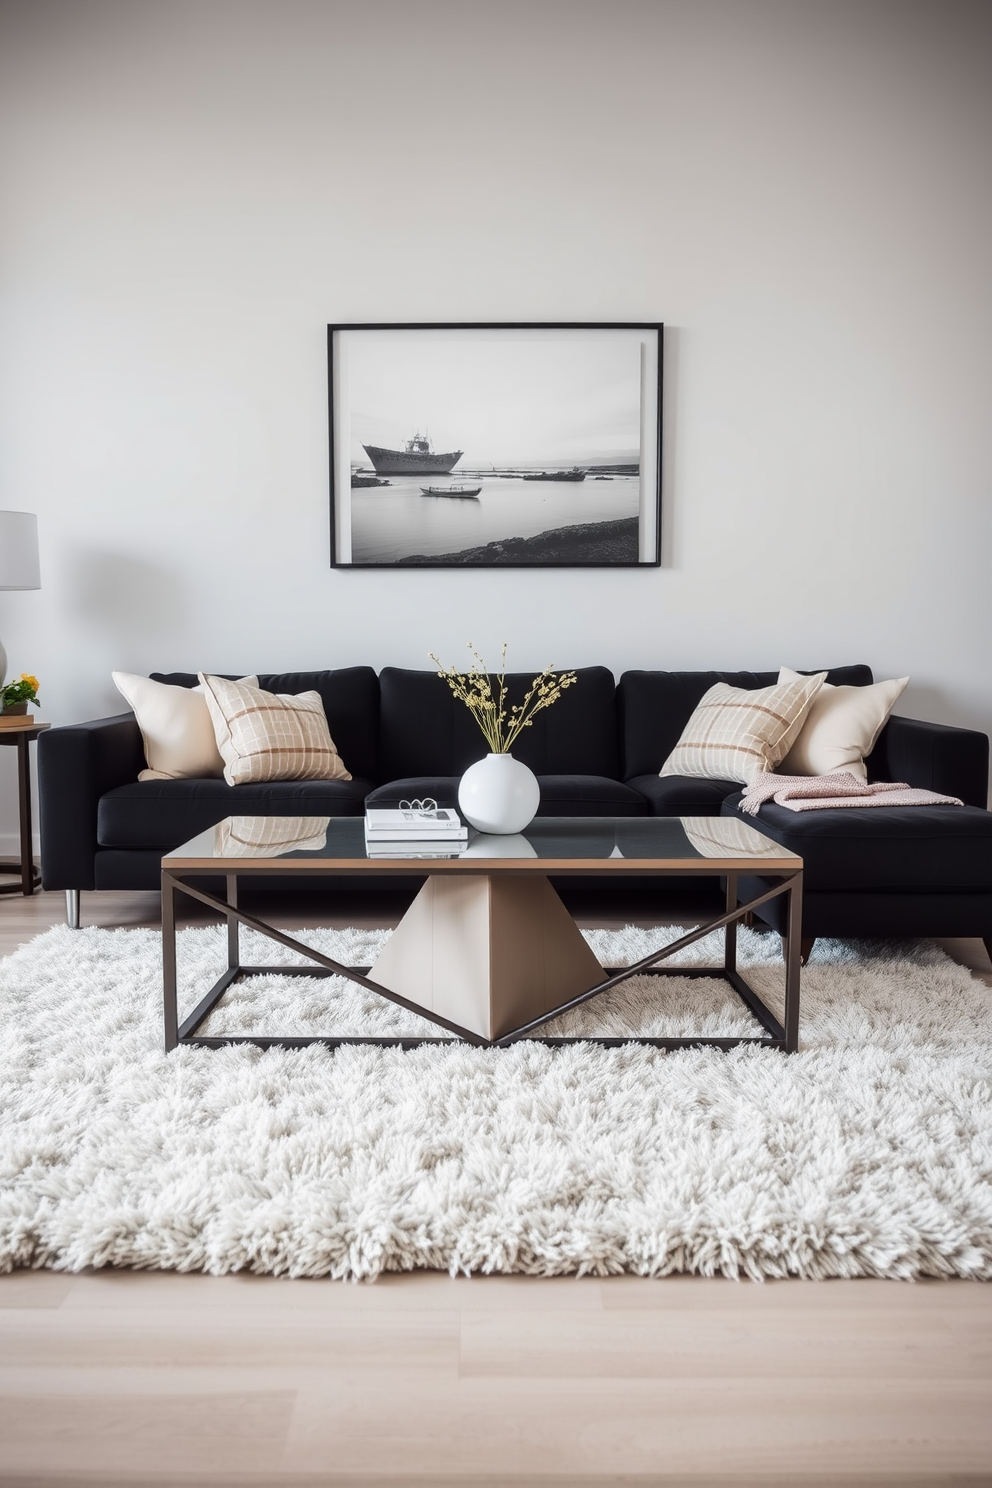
0,509,41,683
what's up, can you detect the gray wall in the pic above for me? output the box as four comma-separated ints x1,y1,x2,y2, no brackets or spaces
1,0,991,841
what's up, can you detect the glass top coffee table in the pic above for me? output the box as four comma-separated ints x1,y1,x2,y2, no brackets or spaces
161,815,803,1054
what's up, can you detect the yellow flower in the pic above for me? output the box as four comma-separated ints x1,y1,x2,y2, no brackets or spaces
20,674,39,691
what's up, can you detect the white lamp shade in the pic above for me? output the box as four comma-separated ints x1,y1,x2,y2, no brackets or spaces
0,511,41,590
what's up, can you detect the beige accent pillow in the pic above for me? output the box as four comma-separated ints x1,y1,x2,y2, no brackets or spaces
660,673,827,786
198,674,352,787
777,667,909,780
113,671,258,781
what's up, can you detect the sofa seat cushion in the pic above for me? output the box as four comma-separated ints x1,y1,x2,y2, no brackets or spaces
722,794,992,892
536,777,647,816
627,773,740,817
98,777,374,850
366,775,648,817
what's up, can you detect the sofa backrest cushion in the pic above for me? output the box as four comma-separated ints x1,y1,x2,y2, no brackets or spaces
618,666,875,780
378,666,621,780
151,668,380,783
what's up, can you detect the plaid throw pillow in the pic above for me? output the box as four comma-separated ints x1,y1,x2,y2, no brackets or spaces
198,674,352,787
659,674,826,786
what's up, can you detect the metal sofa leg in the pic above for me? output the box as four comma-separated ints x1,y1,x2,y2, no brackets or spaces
780,935,815,966
66,889,80,929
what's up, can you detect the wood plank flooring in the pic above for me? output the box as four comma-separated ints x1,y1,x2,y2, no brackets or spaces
2,888,991,1486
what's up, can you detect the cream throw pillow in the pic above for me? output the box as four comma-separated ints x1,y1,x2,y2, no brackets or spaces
113,671,258,781
660,673,827,786
198,674,352,787
777,666,909,780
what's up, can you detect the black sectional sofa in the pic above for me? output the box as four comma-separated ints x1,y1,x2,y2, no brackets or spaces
37,665,992,954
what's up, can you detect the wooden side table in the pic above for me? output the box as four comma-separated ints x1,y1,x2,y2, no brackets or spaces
0,719,49,895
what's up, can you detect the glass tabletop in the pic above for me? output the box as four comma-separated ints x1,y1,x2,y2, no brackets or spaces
164,814,801,868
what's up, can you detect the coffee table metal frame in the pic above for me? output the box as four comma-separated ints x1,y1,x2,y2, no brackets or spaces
162,818,804,1055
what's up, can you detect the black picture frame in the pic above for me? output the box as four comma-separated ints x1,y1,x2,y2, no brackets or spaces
328,322,662,569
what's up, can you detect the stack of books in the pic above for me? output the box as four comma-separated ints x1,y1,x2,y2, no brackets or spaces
363,805,468,858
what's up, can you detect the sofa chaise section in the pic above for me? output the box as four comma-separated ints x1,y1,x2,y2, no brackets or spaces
616,665,992,951
721,796,992,947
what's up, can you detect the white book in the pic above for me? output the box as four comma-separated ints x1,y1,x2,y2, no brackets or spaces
365,832,468,848
364,825,467,842
364,807,466,839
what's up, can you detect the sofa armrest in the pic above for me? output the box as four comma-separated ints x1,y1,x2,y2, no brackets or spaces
38,713,145,889
868,715,989,807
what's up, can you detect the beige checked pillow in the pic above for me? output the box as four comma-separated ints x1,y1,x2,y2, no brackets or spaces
198,674,352,786
660,673,827,786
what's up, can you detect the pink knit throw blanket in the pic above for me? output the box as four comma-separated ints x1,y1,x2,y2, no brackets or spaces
739,771,964,815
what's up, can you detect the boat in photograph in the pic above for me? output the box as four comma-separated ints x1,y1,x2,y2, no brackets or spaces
521,468,586,482
363,431,464,475
420,484,482,499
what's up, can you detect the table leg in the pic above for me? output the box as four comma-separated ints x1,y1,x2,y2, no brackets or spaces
783,872,803,1054
17,735,34,895
724,871,738,975
226,874,239,971
162,871,179,1052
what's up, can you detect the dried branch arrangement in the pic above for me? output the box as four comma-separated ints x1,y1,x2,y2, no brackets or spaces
429,643,577,755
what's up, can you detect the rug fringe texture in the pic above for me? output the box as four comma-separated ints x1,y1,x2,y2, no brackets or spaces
2,923,991,1282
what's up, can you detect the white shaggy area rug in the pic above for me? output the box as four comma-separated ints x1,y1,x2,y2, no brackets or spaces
2,923,991,1282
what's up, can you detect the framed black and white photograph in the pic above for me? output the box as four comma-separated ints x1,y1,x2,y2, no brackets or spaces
328,323,662,568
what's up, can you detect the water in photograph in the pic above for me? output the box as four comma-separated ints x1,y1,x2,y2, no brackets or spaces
349,473,639,563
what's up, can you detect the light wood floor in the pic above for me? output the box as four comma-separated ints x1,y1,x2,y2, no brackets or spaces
2,888,991,1487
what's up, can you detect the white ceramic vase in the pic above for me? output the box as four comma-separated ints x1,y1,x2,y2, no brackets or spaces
457,753,540,835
